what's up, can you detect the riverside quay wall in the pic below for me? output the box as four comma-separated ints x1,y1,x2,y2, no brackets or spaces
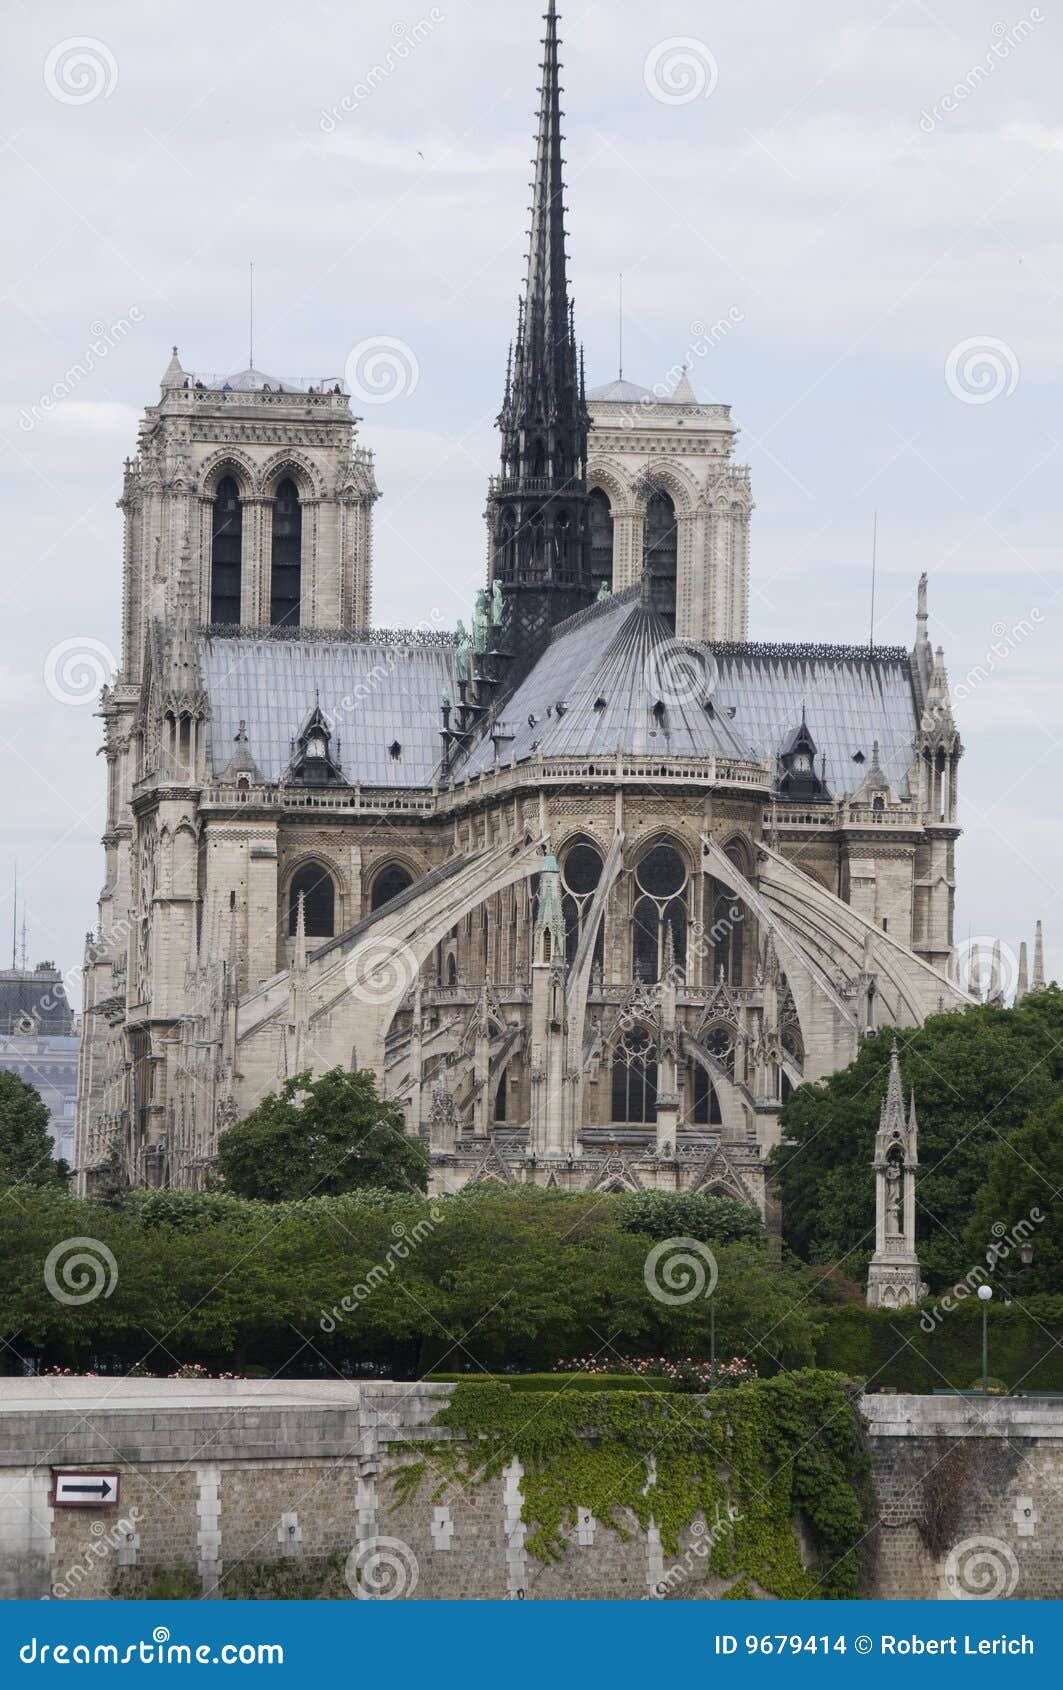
0,1381,1059,1600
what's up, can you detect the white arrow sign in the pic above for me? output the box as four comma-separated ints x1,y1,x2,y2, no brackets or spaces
52,1471,120,1507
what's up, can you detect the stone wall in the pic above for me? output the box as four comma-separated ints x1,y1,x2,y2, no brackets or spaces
1,1381,1059,1601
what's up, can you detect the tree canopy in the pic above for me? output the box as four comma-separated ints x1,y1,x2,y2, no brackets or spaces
0,1070,68,1190
966,1092,1063,1294
0,1183,814,1379
216,1068,428,1201
771,989,1063,1288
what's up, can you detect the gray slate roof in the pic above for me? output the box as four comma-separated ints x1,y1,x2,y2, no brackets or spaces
197,609,919,801
460,589,760,775
200,636,456,788
707,646,918,798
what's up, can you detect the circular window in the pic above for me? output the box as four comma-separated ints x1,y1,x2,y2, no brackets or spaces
562,842,602,896
636,843,686,898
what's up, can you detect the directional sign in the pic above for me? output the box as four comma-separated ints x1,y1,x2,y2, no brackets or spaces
52,1471,120,1507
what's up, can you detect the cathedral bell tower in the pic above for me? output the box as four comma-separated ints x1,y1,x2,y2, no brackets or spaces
486,1,594,660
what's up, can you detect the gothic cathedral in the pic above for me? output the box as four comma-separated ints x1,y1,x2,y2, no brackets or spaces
75,3,970,1209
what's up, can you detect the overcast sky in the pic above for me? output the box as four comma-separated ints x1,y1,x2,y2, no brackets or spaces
3,0,1061,1006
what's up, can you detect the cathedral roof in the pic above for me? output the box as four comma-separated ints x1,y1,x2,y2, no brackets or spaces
587,379,655,402
707,644,918,798
199,635,457,788
459,587,761,773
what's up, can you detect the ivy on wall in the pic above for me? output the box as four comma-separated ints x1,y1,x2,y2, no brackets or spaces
390,1371,873,1599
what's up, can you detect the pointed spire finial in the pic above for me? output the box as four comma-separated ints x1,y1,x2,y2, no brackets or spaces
1033,920,1045,990
1016,940,1029,1004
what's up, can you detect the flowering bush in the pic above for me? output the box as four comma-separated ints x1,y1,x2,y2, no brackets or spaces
553,1353,757,1391
168,1363,243,1380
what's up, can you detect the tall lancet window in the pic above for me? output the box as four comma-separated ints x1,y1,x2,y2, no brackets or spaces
210,476,243,625
270,478,302,627
589,489,613,592
645,488,678,625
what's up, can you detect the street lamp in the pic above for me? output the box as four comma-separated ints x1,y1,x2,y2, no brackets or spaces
977,1283,993,1394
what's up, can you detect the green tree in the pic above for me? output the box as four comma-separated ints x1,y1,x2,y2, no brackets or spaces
615,1188,763,1246
772,990,1063,1288
0,1070,68,1190
216,1068,428,1201
966,1094,1063,1293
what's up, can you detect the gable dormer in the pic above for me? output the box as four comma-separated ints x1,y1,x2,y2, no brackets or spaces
778,711,827,800
285,703,344,786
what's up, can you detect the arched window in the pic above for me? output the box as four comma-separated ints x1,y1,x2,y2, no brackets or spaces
370,862,414,913
561,839,604,967
645,488,677,625
692,1061,718,1125
611,1027,657,1123
210,475,242,625
270,478,302,627
589,489,614,592
494,1069,508,1122
632,842,688,983
497,509,516,573
288,861,335,938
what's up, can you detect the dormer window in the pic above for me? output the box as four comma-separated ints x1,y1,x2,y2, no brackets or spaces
388,740,402,761
778,712,827,801
651,699,666,727
286,704,344,786
593,696,607,712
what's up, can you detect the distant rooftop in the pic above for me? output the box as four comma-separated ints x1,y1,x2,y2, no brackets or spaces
588,368,702,405
159,348,346,397
185,368,345,394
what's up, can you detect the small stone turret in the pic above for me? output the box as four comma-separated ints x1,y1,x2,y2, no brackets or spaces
866,1040,925,1308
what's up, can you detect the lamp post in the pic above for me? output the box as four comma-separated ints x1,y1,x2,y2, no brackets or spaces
986,1238,1035,1304
977,1283,993,1394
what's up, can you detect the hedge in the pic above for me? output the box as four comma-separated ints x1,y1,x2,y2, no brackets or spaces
815,1299,1063,1392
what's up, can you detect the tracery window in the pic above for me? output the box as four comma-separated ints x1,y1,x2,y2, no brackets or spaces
610,1026,657,1123
561,839,604,967
632,842,688,983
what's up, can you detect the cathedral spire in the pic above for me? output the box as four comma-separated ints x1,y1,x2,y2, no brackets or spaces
487,2,593,661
